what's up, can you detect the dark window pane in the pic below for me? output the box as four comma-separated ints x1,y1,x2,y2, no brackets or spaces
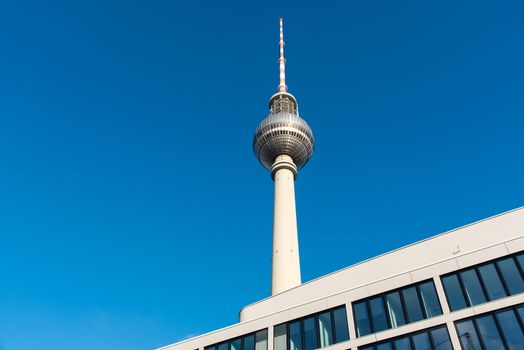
412,332,431,350
496,310,524,350
385,292,406,327
274,324,287,350
394,337,412,350
460,269,487,306
318,311,333,347
370,297,389,332
377,342,393,350
231,338,242,350
456,320,482,350
476,314,505,349
498,258,524,295
516,254,524,272
478,264,507,300
402,286,424,322
418,281,442,317
244,335,255,350
218,343,228,350
205,346,216,350
354,301,372,337
289,321,302,350
332,307,349,342
359,346,375,350
517,307,524,324
430,327,452,350
304,317,318,350
442,275,468,311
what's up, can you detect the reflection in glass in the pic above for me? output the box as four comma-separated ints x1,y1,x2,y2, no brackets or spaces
354,301,371,336
386,292,406,327
394,337,412,350
274,324,287,350
516,254,524,272
412,332,431,350
289,321,302,350
498,258,524,295
255,330,267,350
231,338,241,350
456,320,482,350
370,296,389,332
418,281,442,318
430,327,452,350
243,335,255,350
318,311,333,348
442,275,467,311
304,317,317,350
218,343,228,350
377,342,393,350
402,287,424,322
496,309,524,350
460,269,487,306
478,264,507,300
333,307,349,342
476,314,505,349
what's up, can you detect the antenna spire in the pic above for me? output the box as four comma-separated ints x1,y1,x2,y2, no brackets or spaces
278,18,287,92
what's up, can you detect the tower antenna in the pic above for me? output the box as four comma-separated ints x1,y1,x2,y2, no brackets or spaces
278,17,287,92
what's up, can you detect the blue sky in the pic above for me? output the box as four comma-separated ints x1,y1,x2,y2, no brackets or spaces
0,1,523,349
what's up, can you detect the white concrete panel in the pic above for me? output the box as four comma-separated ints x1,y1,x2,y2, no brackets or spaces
326,292,350,309
367,273,412,296
347,286,368,302
456,243,509,269
373,315,446,342
410,259,459,283
505,236,524,254
286,299,328,320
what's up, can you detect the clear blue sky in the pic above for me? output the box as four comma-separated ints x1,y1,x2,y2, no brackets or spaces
1,1,523,349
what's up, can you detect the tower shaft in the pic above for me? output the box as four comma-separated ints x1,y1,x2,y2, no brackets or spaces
271,155,301,295
253,18,314,296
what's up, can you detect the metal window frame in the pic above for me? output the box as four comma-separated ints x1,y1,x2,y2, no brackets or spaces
441,251,524,312
453,302,524,350
273,305,349,350
204,329,269,350
352,278,439,337
356,324,451,350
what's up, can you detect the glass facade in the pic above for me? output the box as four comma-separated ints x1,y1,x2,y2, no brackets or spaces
273,306,349,350
353,280,442,337
442,252,524,311
358,325,452,350
455,304,524,350
205,330,268,350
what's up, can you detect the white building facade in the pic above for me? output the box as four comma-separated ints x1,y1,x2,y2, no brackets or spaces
159,206,524,350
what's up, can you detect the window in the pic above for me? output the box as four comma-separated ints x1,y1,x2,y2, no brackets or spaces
273,305,350,350
441,275,468,311
370,296,389,333
459,269,486,306
358,325,451,350
332,306,349,342
353,280,442,337
354,301,371,336
205,330,269,350
455,304,524,350
386,292,406,328
441,252,524,311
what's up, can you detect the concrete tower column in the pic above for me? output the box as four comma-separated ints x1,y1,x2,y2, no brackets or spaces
271,155,301,295
253,18,314,296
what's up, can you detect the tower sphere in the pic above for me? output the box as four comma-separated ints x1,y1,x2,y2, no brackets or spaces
253,92,314,171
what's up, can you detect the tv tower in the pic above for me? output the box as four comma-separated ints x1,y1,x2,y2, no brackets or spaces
253,18,315,295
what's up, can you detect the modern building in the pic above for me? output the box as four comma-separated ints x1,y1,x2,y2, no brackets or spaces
158,20,524,350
